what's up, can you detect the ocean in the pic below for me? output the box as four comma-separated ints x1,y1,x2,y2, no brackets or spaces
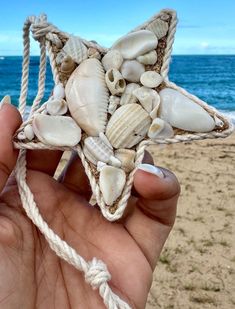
0,55,235,122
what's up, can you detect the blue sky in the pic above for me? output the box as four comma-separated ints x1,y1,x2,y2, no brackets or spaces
0,0,235,55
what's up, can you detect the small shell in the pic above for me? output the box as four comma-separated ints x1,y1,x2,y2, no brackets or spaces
148,118,174,140
102,50,123,72
53,83,65,100
99,166,126,206
137,50,158,65
65,58,109,136
111,30,158,59
88,47,101,60
120,83,140,105
133,87,160,113
121,60,145,83
1,95,11,105
99,132,113,150
17,131,26,140
60,56,77,75
140,71,163,88
147,19,169,39
97,161,107,172
32,114,81,147
105,69,126,95
56,51,66,64
214,115,224,128
83,136,120,167
114,149,136,173
24,124,35,141
106,103,151,149
108,95,120,114
63,36,88,64
46,98,68,116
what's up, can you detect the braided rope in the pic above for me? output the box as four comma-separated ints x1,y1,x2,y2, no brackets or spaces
13,10,234,308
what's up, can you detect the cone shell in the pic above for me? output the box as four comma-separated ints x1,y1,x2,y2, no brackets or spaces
65,58,109,136
146,19,169,39
106,103,151,149
63,36,88,64
114,149,136,173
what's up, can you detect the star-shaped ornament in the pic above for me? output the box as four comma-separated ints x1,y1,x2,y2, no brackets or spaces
14,9,233,221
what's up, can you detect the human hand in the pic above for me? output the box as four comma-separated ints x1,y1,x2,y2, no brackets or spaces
0,102,180,309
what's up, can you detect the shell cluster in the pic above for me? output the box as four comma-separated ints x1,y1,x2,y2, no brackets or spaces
19,15,217,208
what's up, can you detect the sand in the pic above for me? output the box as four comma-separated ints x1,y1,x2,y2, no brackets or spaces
56,132,235,308
146,131,235,309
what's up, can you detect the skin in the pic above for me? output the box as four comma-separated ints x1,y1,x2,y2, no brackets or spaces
0,103,180,309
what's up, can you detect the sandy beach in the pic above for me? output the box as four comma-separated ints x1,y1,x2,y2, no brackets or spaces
147,131,235,308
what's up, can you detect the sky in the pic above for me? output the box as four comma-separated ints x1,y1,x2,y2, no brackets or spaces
0,0,235,55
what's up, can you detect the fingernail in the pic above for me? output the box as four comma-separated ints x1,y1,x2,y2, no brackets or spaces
138,163,164,179
0,95,11,110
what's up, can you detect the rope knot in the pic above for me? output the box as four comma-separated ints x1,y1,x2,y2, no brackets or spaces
31,14,53,41
85,258,111,290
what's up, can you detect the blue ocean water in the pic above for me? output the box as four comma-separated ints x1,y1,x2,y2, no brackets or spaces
0,55,235,121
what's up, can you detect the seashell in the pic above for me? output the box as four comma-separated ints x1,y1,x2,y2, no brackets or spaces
99,166,126,206
148,118,174,140
60,56,77,75
97,161,107,172
53,83,65,100
106,103,151,149
46,98,68,116
65,58,109,136
214,115,224,128
102,50,123,72
99,132,113,150
146,19,169,39
56,51,66,64
111,30,158,60
63,36,88,64
159,88,216,132
105,69,126,96
121,60,145,83
140,71,163,88
17,131,26,140
83,136,121,167
32,114,81,147
88,47,101,60
137,50,158,65
160,13,170,22
133,86,160,113
108,95,120,115
114,149,136,173
120,83,140,105
1,95,11,105
24,124,35,141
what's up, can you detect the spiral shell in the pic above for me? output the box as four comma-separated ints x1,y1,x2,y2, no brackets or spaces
106,103,151,149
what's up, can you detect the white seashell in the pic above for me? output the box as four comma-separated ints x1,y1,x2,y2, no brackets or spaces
105,68,126,96
106,103,151,149
97,161,107,172
53,83,65,100
88,47,101,60
159,88,216,132
56,51,66,64
99,166,126,206
63,36,88,64
147,19,169,39
1,95,11,105
32,114,81,146
24,124,35,141
214,115,224,128
121,60,145,83
17,131,26,140
108,95,120,114
114,149,136,173
99,132,113,150
137,50,158,65
46,98,68,116
60,56,77,75
120,83,140,105
133,86,160,113
140,71,163,88
111,30,158,60
89,194,97,206
83,136,120,167
65,58,109,136
102,50,123,72
148,118,174,140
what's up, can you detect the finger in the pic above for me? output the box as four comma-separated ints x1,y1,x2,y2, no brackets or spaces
0,100,22,192
26,149,63,176
124,164,180,269
59,151,92,199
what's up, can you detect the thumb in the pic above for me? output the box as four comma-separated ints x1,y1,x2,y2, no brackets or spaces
0,97,22,193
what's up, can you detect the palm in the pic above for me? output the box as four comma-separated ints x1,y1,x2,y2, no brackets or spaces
0,104,180,309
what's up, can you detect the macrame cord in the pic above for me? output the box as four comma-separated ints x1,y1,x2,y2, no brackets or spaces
13,11,233,309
